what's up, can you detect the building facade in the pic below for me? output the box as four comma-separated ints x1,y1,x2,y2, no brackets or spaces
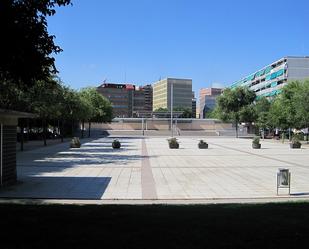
133,85,153,117
199,88,222,119
153,78,192,111
230,56,309,99
97,83,153,118
192,91,196,119
97,83,135,118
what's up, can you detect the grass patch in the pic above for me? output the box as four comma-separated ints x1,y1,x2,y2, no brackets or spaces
1,202,309,248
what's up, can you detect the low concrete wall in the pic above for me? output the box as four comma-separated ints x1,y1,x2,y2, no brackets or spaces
92,119,233,131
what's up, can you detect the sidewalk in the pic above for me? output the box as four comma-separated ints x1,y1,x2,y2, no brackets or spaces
16,137,96,152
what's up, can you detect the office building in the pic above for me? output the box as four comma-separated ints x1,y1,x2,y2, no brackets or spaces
97,83,153,118
133,84,153,117
153,78,192,111
230,56,309,99
97,83,135,118
199,88,222,119
192,91,196,119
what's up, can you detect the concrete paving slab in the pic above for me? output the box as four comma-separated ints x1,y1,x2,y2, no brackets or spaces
1,136,309,202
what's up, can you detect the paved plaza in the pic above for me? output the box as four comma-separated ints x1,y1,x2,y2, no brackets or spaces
1,136,309,201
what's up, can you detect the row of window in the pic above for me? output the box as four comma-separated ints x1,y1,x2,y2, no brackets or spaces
254,79,286,93
231,59,287,88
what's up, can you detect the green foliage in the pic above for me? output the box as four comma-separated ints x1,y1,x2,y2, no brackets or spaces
112,139,121,149
154,107,192,118
216,87,256,137
176,107,192,118
216,87,256,123
0,0,71,88
252,136,260,145
154,107,168,112
268,81,305,130
254,97,271,130
27,77,63,119
199,140,208,145
292,79,309,128
205,109,218,119
79,87,113,122
167,137,179,146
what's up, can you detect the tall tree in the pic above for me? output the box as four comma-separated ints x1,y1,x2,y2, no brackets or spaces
254,97,271,138
216,87,256,137
27,77,63,145
79,88,112,137
0,0,71,111
268,81,302,140
293,80,309,130
0,0,71,87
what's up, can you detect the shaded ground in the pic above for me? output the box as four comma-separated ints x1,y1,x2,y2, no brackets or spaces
1,202,309,249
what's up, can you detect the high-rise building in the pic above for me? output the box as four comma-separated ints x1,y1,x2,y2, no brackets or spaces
97,83,153,118
192,91,196,119
153,78,192,111
199,88,222,119
230,56,309,99
133,85,153,117
97,83,135,118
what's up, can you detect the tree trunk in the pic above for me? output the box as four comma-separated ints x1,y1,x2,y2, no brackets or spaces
235,121,238,138
61,120,64,142
26,118,30,143
71,119,74,137
43,119,47,146
20,123,24,151
88,122,91,138
53,120,56,140
81,120,84,138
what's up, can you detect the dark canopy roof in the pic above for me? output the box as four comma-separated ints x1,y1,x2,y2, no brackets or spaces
0,109,37,118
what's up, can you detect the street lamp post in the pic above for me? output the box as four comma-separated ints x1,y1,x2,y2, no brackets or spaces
171,82,173,137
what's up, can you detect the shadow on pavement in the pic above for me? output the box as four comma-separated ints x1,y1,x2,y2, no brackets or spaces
0,176,111,199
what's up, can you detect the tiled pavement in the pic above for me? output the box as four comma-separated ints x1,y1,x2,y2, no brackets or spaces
1,136,309,200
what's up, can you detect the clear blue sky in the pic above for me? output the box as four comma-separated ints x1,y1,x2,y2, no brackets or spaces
48,0,309,97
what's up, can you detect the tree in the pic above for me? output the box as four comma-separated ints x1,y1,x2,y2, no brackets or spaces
79,88,112,137
268,81,303,141
293,80,309,130
154,107,168,112
205,109,218,119
254,97,271,138
0,0,71,90
216,87,256,137
27,77,64,145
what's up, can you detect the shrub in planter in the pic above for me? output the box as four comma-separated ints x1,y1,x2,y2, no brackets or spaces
112,139,121,149
290,136,301,149
252,136,261,149
198,140,208,149
70,137,81,148
168,137,179,149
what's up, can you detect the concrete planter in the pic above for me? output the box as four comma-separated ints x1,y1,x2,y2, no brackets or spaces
112,140,121,149
198,143,208,149
290,143,301,149
252,143,261,149
70,137,81,148
169,143,179,149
